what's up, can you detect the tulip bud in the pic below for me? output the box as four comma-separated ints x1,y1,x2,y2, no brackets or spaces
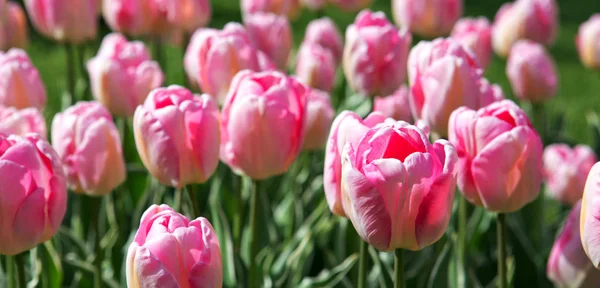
581,162,600,269
241,0,300,19
304,18,343,65
373,85,412,122
576,14,600,70
448,100,543,212
221,70,307,180
52,101,126,196
3,2,28,49
178,0,212,33
244,12,292,70
126,204,222,287
344,10,412,97
507,40,558,103
543,144,597,205
303,89,334,151
324,111,388,217
184,23,268,104
295,42,336,92
451,17,492,69
0,49,46,110
87,33,164,117
0,106,45,137
341,121,457,251
134,86,220,188
330,0,372,12
492,0,558,57
0,133,67,255
479,78,505,107
25,0,97,44
407,38,484,136
548,201,600,287
392,0,463,38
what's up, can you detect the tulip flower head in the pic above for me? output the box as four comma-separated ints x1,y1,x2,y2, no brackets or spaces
126,204,222,287
303,89,334,151
341,121,457,251
0,106,46,137
0,49,46,110
576,14,600,69
244,12,292,70
295,42,336,92
373,85,412,122
392,0,463,38
1,2,28,50
304,17,344,65
544,144,597,205
451,17,493,69
506,40,558,103
25,0,97,43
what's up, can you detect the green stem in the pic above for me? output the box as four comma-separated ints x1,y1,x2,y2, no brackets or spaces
248,179,259,288
497,213,507,288
357,240,367,288
394,249,404,288
369,96,375,114
233,175,243,253
174,188,182,212
91,197,103,288
153,38,165,76
186,185,200,218
65,43,76,107
457,196,467,288
6,255,15,288
77,44,90,101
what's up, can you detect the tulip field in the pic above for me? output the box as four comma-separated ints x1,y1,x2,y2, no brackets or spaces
3,0,600,287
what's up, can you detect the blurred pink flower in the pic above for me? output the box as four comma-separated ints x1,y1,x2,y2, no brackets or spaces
304,17,343,65
451,17,492,69
126,204,222,287
0,49,46,110
244,12,292,70
0,106,45,137
2,2,28,50
241,0,300,19
295,42,336,92
393,0,463,38
373,85,412,122
507,40,558,103
543,144,597,205
303,89,334,151
576,14,600,69
581,162,600,269
25,0,97,43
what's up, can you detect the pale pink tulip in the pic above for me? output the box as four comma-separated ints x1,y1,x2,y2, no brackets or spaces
373,85,412,122
492,0,558,57
479,78,505,106
392,0,463,38
2,2,28,49
544,144,597,205
134,86,220,188
0,133,67,255
304,18,343,65
221,70,306,180
329,0,372,12
303,89,334,151
0,106,45,137
301,0,326,10
581,162,600,269
178,0,212,33
244,12,292,70
451,17,492,69
548,201,600,287
576,14,600,69
126,204,222,287
407,38,485,136
343,10,412,97
341,121,457,251
324,111,388,217
507,40,558,103
103,0,155,36
448,100,543,212
87,33,164,117
0,49,46,110
241,0,300,19
184,23,271,104
25,0,97,43
52,101,125,196
295,42,336,92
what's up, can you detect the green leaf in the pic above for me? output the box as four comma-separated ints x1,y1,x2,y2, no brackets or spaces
297,254,359,288
41,241,63,288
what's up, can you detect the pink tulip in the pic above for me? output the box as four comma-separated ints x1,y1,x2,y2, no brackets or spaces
341,121,457,251
479,78,505,106
543,144,597,205
301,0,326,10
507,40,558,103
373,85,412,122
0,133,67,255
87,33,164,117
0,49,46,110
392,0,463,38
52,101,125,196
581,162,600,269
304,18,344,65
576,14,600,69
0,106,46,137
241,0,300,19
329,0,372,12
548,201,600,287
177,0,212,33
2,2,28,49
103,0,154,36
184,23,271,104
295,42,336,92
492,0,558,57
343,10,412,97
451,17,492,69
244,12,292,70
407,38,485,136
448,100,543,212
221,70,306,180
324,111,388,217
134,86,220,188
126,204,222,287
303,89,334,151
25,0,97,43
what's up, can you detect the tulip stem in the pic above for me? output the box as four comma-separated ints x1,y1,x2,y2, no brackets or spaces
77,44,90,100
182,32,191,88
497,213,507,288
186,184,200,218
357,240,367,288
457,196,467,288
153,38,165,76
394,249,404,288
174,188,182,212
91,196,103,288
65,43,76,107
248,179,259,288
14,253,25,288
